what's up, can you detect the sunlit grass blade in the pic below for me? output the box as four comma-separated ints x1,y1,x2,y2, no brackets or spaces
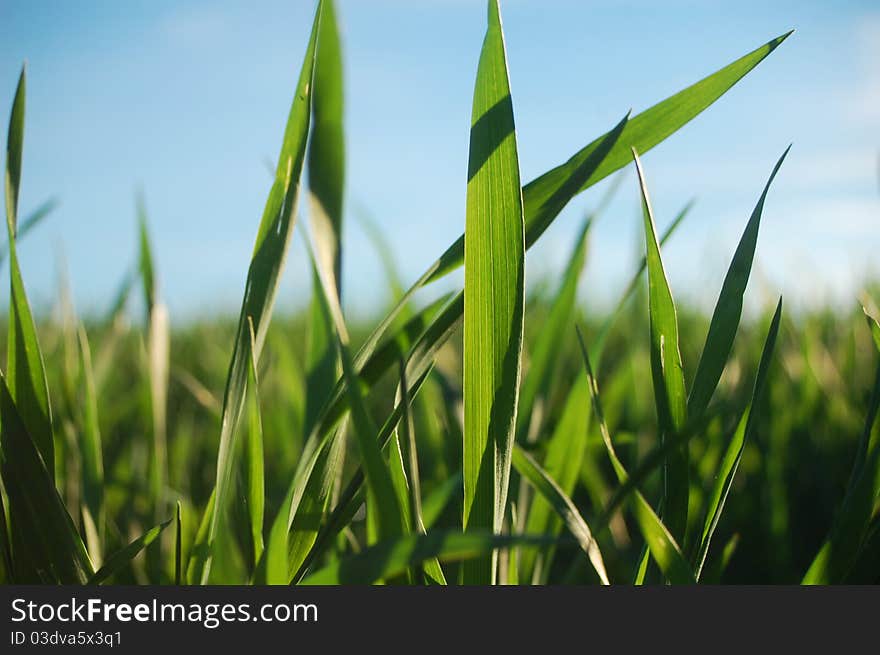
803,310,880,584
299,531,556,585
203,0,323,583
576,328,695,584
76,324,105,568
305,0,345,446
88,518,172,585
245,318,265,567
511,445,608,584
138,198,169,515
4,66,55,479
632,148,689,544
694,298,783,579
688,148,789,419
590,200,693,366
0,373,93,582
462,0,526,585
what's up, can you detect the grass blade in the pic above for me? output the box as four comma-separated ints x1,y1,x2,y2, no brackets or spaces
76,324,105,568
203,0,323,583
174,501,182,585
512,445,608,584
0,196,57,267
4,66,55,479
89,518,172,585
688,148,789,418
576,328,695,584
300,531,555,585
462,0,526,585
245,318,265,567
694,298,783,579
632,148,689,544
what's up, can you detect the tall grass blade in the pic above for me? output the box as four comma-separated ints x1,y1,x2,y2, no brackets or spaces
632,148,689,544
694,299,783,579
203,0,323,583
688,148,789,418
245,319,265,567
0,196,57,267
462,0,526,585
4,66,55,479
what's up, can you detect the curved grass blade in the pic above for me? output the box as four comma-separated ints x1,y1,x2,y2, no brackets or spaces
512,445,608,584
688,148,789,419
576,328,694,584
4,66,54,479
519,369,590,583
202,1,323,583
0,372,93,583
300,531,556,585
694,298,782,579
462,0,526,585
89,518,172,585
632,148,689,544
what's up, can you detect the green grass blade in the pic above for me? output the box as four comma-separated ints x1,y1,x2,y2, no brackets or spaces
300,531,555,585
88,518,172,585
203,1,322,583
512,445,608,584
4,66,54,479
516,215,591,443
688,148,789,418
694,299,783,579
174,501,182,585
0,372,93,583
245,318,265,567
76,324,105,568
304,0,345,442
462,0,526,585
632,148,689,544
590,200,694,367
576,328,695,584
185,490,214,584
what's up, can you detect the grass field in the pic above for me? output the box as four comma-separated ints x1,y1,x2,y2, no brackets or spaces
1,0,878,585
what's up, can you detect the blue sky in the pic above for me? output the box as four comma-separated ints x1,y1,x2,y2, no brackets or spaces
1,0,878,321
